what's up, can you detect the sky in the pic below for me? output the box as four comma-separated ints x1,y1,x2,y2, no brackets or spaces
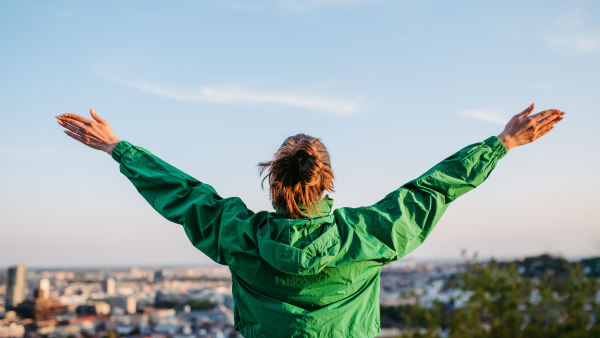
1,0,599,268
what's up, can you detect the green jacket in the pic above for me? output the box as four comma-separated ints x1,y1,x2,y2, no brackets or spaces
112,136,507,338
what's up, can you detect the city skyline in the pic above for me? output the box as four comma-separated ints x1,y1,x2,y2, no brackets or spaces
0,263,240,337
3,253,598,337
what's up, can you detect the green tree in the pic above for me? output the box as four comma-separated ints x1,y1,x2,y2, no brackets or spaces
448,255,531,338
381,300,447,337
451,254,600,338
381,253,600,337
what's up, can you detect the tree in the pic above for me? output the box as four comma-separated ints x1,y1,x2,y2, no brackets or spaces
381,253,600,337
450,254,600,337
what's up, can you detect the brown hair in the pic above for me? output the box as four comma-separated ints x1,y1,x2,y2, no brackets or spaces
258,134,334,219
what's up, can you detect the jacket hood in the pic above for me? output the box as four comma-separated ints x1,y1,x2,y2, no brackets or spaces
256,197,341,275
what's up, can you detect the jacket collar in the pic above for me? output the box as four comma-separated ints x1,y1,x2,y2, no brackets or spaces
274,195,334,218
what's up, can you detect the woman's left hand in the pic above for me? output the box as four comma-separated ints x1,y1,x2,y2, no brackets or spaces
56,108,121,155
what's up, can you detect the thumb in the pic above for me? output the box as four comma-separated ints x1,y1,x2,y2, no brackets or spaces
517,103,535,119
90,107,107,125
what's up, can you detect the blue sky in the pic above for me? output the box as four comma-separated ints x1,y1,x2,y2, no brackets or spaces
1,0,599,268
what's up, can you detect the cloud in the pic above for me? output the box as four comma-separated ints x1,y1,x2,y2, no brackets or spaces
97,72,367,116
544,11,600,53
459,110,507,126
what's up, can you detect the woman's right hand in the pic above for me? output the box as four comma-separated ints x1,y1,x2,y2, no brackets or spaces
56,108,122,155
497,103,565,151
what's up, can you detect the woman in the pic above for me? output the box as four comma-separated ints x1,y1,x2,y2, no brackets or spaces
56,104,564,338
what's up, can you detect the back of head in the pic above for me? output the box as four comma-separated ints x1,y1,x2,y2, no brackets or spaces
258,134,334,219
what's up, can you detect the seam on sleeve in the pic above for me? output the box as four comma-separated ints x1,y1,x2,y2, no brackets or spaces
486,135,508,157
111,141,131,163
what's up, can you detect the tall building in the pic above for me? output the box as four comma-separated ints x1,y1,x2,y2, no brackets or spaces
39,279,50,300
153,270,165,282
6,265,27,310
102,278,116,296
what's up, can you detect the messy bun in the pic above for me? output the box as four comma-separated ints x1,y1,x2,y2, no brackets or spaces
258,134,334,219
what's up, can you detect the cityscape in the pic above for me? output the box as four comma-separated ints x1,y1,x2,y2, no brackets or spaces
0,264,238,338
2,254,600,338
0,258,451,338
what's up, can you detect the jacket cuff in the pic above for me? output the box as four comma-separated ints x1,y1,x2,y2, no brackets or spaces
111,141,132,163
484,136,508,158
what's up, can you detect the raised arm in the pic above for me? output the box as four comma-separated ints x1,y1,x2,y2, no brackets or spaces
110,141,258,265
333,104,565,264
55,108,258,266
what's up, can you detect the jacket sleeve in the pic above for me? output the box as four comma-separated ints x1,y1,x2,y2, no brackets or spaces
333,136,507,264
111,141,260,266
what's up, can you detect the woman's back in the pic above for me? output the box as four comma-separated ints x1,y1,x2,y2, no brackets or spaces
230,201,386,337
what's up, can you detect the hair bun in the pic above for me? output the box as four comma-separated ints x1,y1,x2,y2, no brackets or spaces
294,148,311,160
258,133,335,219
293,144,321,185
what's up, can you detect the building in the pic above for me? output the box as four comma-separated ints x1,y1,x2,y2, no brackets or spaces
106,296,136,314
153,270,165,282
76,301,111,316
6,265,26,310
13,289,66,321
39,279,50,300
94,301,111,315
0,323,25,338
101,278,116,296
130,267,142,279
376,328,403,337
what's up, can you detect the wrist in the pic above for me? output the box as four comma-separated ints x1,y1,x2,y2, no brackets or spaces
104,138,122,155
497,133,515,152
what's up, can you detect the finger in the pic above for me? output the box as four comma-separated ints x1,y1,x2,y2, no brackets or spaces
90,107,107,125
64,130,86,143
534,126,554,141
516,103,535,119
535,123,556,137
536,114,564,128
530,109,564,121
57,120,84,134
57,116,87,129
62,113,93,125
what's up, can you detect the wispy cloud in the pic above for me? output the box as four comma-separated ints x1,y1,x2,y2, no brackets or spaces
544,11,600,53
459,110,507,126
97,72,367,116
